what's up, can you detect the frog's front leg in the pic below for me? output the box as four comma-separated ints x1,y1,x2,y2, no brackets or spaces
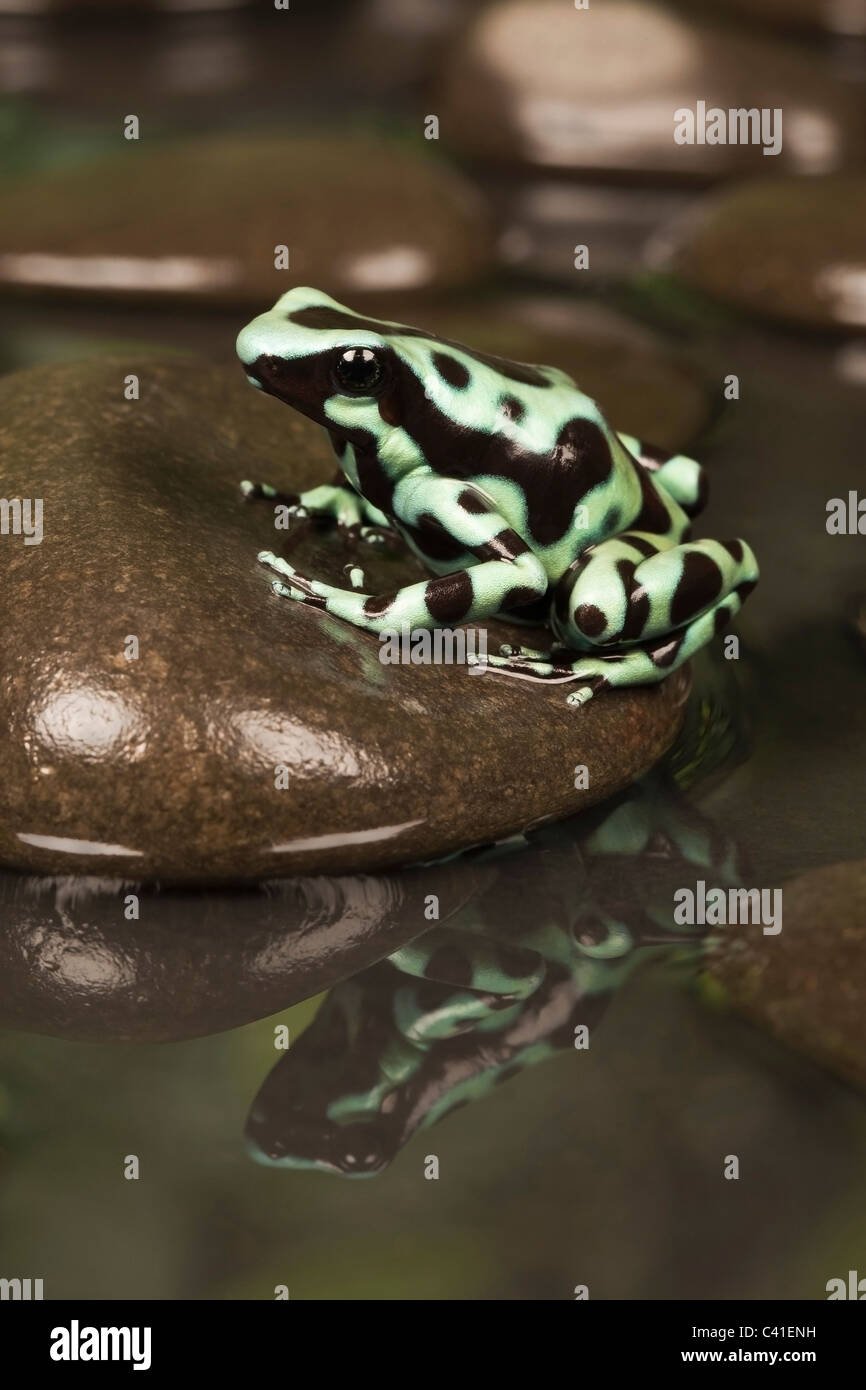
388,925,546,1045
260,471,549,633
240,476,392,543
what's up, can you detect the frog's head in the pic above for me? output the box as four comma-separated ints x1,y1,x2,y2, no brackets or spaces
236,286,408,446
238,286,566,457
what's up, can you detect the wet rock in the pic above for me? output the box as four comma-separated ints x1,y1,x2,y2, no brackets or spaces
0,771,724,1062
0,133,492,306
437,0,864,179
0,357,690,882
705,860,866,1091
661,175,866,331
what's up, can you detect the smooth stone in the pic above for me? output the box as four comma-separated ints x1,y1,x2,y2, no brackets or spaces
0,357,690,881
0,772,726,1045
705,861,866,1090
437,0,865,178
0,133,492,306
662,175,866,331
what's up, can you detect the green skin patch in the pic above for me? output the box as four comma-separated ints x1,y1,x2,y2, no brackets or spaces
237,287,759,705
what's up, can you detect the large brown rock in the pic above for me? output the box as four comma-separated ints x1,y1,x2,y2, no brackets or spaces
437,0,865,179
0,357,689,881
0,133,492,306
663,175,866,331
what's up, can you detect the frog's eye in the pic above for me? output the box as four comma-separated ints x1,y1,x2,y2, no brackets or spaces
333,346,385,395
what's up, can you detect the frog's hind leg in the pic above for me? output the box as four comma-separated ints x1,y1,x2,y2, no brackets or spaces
484,584,753,707
618,433,708,519
482,533,758,705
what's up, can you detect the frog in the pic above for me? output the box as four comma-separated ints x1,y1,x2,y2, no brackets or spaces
236,287,758,705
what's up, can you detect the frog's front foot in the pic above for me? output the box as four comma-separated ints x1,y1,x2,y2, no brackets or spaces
242,478,397,549
259,552,320,604
240,479,301,508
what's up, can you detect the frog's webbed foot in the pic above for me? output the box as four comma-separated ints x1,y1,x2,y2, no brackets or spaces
240,479,301,508
342,522,403,552
474,648,610,706
499,640,572,661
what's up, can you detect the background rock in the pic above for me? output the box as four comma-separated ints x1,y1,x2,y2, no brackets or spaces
0,133,493,307
437,0,864,179
661,175,866,331
705,860,866,1091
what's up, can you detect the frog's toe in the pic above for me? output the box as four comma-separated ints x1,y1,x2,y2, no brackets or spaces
259,550,308,584
359,525,386,545
359,524,402,552
260,552,321,602
343,563,366,591
271,579,308,603
565,675,608,707
483,651,565,678
240,479,302,507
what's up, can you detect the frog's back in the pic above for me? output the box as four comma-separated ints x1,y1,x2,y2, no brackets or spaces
382,334,640,571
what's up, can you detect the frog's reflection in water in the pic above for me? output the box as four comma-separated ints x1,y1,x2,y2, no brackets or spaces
0,760,747,1178
247,771,745,1176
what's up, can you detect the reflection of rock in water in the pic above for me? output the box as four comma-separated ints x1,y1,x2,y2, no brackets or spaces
246,772,745,1177
0,861,487,1042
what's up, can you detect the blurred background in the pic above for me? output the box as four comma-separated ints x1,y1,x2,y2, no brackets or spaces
1,0,866,1300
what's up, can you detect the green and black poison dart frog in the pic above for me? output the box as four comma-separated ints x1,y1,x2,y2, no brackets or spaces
236,287,759,706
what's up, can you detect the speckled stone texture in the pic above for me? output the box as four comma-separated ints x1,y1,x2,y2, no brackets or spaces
0,358,690,881
706,861,866,1091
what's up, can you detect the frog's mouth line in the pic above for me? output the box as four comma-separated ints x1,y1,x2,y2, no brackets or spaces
240,352,331,426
